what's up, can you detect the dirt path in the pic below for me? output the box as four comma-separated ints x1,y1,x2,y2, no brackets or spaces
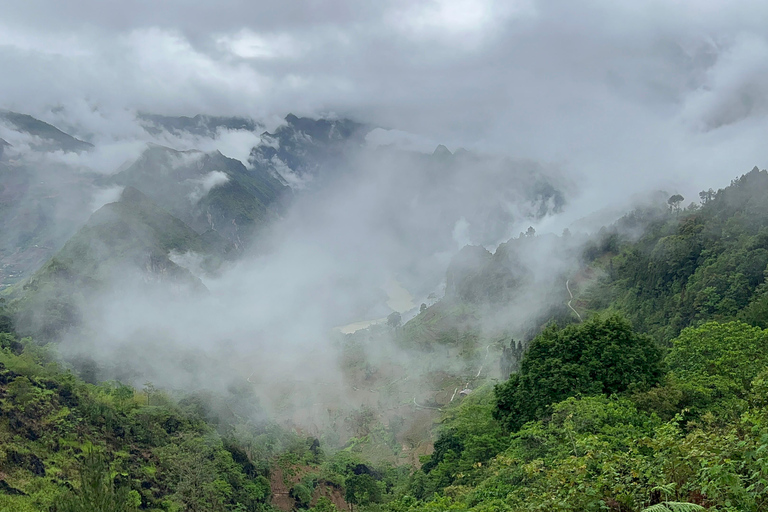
566,279,582,322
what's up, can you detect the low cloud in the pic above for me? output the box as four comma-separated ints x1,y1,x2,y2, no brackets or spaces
188,170,229,202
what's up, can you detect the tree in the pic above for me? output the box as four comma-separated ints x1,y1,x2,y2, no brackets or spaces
667,194,684,214
525,226,536,238
290,483,312,509
699,188,715,204
386,311,402,329
420,303,427,313
345,474,381,509
666,321,768,399
494,315,663,432
310,496,339,512
54,449,139,512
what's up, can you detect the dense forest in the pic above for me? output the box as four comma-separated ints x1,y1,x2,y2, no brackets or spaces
3,168,768,512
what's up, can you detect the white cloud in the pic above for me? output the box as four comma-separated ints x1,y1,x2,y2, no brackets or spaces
217,30,305,60
188,170,229,202
90,186,125,212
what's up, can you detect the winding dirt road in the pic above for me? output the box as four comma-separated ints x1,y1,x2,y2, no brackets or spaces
566,279,582,322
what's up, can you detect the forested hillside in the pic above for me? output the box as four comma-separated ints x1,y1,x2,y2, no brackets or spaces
582,167,768,343
3,153,768,511
373,168,768,511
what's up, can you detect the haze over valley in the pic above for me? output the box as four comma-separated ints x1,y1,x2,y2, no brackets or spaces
3,2,768,512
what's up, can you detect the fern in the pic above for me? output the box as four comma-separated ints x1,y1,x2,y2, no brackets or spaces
649,483,677,500
642,502,705,512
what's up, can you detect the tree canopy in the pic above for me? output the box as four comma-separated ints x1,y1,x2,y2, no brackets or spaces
494,315,663,432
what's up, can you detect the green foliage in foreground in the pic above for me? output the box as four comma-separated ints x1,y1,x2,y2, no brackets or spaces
381,320,768,512
493,315,663,432
0,331,276,512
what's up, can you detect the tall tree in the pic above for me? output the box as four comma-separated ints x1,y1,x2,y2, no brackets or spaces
494,315,663,432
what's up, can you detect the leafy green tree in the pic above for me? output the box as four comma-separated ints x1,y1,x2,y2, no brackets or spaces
667,194,684,214
740,292,768,329
53,449,138,512
494,315,663,431
345,473,381,509
387,311,402,329
291,482,313,509
310,496,339,512
666,321,768,405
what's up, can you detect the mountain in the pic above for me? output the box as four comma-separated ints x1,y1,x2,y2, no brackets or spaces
249,113,371,186
581,166,768,342
5,117,768,511
138,112,262,137
15,187,216,340
108,144,289,248
0,111,97,291
0,109,290,290
0,110,93,153
0,150,97,292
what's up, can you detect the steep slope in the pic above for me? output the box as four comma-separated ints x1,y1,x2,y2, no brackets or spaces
15,187,215,340
0,110,100,290
581,166,768,342
250,114,371,186
0,110,93,153
138,112,262,137
0,330,275,512
109,145,288,248
0,158,97,292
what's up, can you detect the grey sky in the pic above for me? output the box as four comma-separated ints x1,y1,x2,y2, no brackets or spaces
3,0,768,209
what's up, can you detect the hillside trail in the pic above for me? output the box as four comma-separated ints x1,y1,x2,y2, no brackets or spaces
566,279,582,322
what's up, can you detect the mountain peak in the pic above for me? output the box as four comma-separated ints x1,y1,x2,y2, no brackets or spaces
433,144,452,157
0,110,93,152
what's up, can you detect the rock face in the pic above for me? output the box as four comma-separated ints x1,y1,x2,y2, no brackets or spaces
249,113,371,186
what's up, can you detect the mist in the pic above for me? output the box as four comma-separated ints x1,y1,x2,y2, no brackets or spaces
37,130,575,433
4,0,768,444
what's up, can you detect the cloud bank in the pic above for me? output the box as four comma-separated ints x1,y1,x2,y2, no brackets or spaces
2,1,768,208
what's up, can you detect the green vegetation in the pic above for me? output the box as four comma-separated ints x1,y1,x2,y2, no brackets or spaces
380,319,768,511
583,167,768,343
0,328,277,511
13,187,213,340
110,146,288,247
4,164,768,511
493,314,663,432
53,449,139,512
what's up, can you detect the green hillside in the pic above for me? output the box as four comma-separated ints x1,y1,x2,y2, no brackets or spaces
0,323,275,512
110,146,288,248
4,168,768,512
582,166,768,343
14,187,215,341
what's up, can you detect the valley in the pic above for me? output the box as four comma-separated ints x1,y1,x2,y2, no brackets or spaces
1,108,768,512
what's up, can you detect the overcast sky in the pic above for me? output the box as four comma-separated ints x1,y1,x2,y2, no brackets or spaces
3,0,768,208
